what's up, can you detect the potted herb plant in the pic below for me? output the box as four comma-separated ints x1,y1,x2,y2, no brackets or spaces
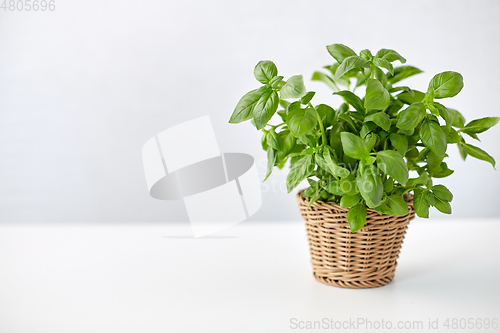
229,44,498,288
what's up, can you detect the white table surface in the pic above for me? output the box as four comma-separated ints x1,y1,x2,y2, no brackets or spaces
0,219,499,333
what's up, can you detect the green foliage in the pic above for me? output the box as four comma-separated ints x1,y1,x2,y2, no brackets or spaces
229,43,498,232
364,79,390,110
428,71,464,99
346,202,367,232
376,150,408,186
254,61,278,84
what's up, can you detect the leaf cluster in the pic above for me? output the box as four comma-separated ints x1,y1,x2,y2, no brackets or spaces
229,44,499,232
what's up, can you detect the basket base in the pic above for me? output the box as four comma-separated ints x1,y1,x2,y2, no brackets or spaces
297,190,415,290
313,272,394,289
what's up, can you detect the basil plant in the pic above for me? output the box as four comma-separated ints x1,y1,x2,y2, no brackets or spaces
229,44,498,232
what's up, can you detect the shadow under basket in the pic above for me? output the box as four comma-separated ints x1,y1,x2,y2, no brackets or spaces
296,190,416,289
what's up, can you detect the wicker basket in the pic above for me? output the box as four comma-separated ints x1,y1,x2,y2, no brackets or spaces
297,190,416,289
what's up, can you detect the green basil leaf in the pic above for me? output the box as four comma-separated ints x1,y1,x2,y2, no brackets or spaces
298,134,316,147
279,99,290,109
405,147,419,159
287,105,317,138
280,75,307,99
364,112,391,131
307,178,318,188
311,72,338,91
303,182,316,197
427,103,440,116
333,91,365,114
286,154,315,193
396,102,426,130
406,172,429,187
253,90,279,129
315,154,329,172
434,102,452,129
461,117,500,134
364,133,378,151
461,143,496,168
364,79,390,110
264,147,275,181
457,139,468,160
326,44,356,63
320,189,330,201
373,57,394,75
340,194,362,209
376,49,406,64
414,188,430,218
329,123,345,158
338,103,349,114
420,120,447,157
229,86,269,124
360,123,374,139
389,133,408,155
355,72,366,89
300,147,315,157
335,56,370,81
307,188,322,209
269,75,284,88
360,49,373,61
428,71,464,99
397,90,425,104
431,162,454,178
323,149,350,178
356,164,383,208
326,181,344,195
353,111,368,121
338,114,357,132
281,130,296,155
432,184,453,202
373,67,388,87
261,130,269,151
266,128,280,150
346,202,367,233
386,100,405,117
434,196,452,214
383,177,394,192
277,110,287,123
254,60,278,84
316,104,335,122
339,173,358,195
276,152,288,169
463,131,480,141
374,202,393,215
426,151,443,171
448,108,465,128
424,190,435,205
300,91,316,105
340,132,368,160
325,63,356,82
376,150,409,186
387,194,409,216
445,127,462,144
387,66,423,84
408,131,422,145
389,86,414,96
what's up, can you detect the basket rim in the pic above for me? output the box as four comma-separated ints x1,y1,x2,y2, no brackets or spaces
296,189,414,215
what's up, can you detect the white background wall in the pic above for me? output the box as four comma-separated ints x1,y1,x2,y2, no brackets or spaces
0,0,499,223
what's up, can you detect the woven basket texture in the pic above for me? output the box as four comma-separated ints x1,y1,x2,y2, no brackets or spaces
297,190,416,289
